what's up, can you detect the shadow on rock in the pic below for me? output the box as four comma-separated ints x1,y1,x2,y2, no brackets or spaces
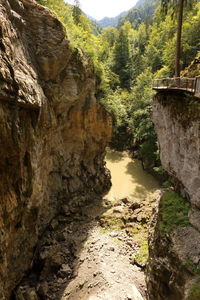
12,197,110,300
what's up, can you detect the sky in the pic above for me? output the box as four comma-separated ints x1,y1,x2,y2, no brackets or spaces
66,0,138,20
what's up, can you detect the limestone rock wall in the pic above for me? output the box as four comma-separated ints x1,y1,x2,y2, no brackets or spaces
152,92,200,208
0,0,112,298
147,91,200,299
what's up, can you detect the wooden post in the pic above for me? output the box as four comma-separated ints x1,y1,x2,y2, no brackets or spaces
175,0,184,77
194,77,197,96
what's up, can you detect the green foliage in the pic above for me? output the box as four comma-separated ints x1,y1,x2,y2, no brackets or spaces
154,65,171,78
100,216,124,231
162,180,172,188
187,279,200,300
127,69,159,167
159,192,190,234
36,0,104,75
118,0,155,28
144,2,200,74
36,0,200,175
144,9,176,73
181,3,200,68
100,89,132,150
135,241,149,265
112,22,133,89
160,0,197,15
36,0,47,4
73,0,81,24
184,259,200,276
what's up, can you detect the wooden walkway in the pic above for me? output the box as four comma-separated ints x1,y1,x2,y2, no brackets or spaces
153,76,200,98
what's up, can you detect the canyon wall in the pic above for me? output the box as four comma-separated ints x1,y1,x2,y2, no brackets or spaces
147,91,200,299
0,0,112,298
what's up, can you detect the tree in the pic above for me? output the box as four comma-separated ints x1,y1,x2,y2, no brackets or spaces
112,22,132,89
73,0,81,24
161,0,196,77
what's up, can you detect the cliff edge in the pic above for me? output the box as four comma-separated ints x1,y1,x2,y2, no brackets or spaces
147,91,200,299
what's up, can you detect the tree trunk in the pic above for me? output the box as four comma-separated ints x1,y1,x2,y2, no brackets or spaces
175,0,184,77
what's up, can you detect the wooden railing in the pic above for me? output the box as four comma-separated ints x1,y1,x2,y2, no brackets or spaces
153,76,200,98
196,76,200,98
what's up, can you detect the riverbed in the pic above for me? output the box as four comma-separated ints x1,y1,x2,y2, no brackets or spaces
60,150,160,299
16,150,160,300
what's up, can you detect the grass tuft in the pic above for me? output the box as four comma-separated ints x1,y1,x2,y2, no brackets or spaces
135,241,149,265
187,279,200,300
159,191,190,234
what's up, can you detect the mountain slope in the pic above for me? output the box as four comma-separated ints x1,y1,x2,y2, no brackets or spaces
97,11,127,28
134,0,150,8
96,0,155,28
118,0,155,28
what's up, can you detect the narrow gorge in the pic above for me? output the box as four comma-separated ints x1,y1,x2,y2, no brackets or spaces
0,0,200,299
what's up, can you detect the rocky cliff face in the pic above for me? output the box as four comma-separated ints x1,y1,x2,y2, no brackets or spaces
0,0,112,298
153,93,200,208
147,91,200,299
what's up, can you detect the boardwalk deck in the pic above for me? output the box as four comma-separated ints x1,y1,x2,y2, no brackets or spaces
153,77,200,98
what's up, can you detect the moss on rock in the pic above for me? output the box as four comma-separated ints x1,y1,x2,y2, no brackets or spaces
135,241,149,267
159,191,190,235
187,278,200,300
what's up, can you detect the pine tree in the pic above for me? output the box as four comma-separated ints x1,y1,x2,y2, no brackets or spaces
73,0,81,24
112,24,132,89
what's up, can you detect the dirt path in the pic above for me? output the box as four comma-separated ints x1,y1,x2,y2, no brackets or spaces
15,151,160,300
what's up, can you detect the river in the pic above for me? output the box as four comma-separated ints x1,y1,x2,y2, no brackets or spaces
105,149,159,202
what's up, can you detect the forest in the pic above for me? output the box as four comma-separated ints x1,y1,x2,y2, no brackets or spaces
37,0,200,177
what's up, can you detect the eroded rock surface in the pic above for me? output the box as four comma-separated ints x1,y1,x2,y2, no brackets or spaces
153,92,200,208
147,92,200,299
0,0,112,298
